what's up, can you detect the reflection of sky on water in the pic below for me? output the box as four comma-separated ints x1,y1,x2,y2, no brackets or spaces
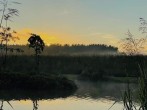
2,98,123,110
0,81,137,110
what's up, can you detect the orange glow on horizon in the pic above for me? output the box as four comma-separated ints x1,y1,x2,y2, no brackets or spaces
7,28,119,48
8,28,66,45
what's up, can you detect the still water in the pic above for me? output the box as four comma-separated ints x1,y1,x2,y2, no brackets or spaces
0,80,136,110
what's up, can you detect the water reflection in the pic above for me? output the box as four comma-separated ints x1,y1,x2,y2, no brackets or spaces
0,101,3,110
74,80,136,100
33,100,38,110
0,100,14,110
1,98,123,110
0,89,76,110
0,100,39,110
0,89,75,100
0,81,136,110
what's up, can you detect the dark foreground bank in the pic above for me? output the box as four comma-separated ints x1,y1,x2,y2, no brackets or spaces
0,73,77,91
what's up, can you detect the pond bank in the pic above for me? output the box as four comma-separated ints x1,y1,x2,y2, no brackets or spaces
0,73,77,91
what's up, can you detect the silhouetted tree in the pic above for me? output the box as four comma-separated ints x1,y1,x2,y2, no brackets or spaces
120,18,147,55
139,18,147,34
28,34,45,74
0,0,19,71
120,30,146,55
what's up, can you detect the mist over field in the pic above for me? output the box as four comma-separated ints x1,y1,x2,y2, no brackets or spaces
4,44,118,56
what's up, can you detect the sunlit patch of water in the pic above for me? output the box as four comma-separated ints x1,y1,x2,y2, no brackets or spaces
1,97,123,110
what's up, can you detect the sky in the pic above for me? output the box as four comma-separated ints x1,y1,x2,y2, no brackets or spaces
2,0,147,47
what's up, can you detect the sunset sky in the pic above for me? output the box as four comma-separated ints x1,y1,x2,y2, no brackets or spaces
3,0,147,46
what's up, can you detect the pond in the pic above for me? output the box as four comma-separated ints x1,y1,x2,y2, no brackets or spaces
0,79,136,110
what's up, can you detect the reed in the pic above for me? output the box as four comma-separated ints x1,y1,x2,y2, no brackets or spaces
122,64,147,110
138,65,147,110
108,64,147,110
122,83,136,110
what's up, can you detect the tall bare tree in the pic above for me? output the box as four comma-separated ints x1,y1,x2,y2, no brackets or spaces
120,18,147,55
120,30,146,55
0,0,20,71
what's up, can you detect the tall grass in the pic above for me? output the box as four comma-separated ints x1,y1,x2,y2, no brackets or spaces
122,64,147,110
138,65,147,110
122,83,136,110
108,64,147,110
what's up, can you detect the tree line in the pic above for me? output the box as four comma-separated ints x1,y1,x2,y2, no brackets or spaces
5,44,118,56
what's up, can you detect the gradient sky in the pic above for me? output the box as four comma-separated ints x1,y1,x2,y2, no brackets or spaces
3,0,147,46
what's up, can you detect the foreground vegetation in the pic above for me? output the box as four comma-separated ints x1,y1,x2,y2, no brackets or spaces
0,55,145,80
0,73,77,91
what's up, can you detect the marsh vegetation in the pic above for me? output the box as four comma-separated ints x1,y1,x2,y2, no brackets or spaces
0,0,147,110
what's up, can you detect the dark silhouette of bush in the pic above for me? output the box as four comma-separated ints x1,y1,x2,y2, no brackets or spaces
0,0,20,72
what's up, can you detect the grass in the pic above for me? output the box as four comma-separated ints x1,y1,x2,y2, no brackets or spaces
120,65,147,110
138,65,147,110
122,83,137,110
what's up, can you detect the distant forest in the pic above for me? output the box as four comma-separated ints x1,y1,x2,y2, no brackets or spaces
5,44,118,56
